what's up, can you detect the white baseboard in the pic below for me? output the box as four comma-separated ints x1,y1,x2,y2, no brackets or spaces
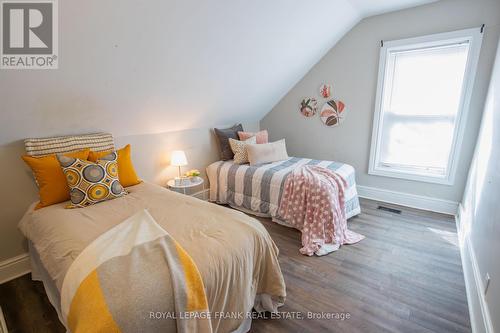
0,253,30,284
357,185,459,215
456,207,493,333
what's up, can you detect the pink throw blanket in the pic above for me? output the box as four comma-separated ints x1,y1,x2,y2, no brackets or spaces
278,165,364,256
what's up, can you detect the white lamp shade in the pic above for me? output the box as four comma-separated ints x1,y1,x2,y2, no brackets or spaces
171,150,188,167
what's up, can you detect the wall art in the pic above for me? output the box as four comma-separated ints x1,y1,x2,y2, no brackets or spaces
320,99,346,126
300,97,318,117
319,84,332,98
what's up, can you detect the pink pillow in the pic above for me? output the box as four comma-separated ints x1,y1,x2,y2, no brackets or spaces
238,130,269,144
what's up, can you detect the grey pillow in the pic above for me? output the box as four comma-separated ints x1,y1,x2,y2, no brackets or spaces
214,124,244,160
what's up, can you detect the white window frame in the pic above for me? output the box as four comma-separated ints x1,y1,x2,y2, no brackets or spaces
368,27,483,185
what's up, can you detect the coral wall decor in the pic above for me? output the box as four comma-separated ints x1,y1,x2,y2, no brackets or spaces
320,99,346,126
300,97,318,117
320,84,332,98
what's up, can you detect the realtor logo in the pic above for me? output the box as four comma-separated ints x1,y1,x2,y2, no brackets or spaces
1,0,58,69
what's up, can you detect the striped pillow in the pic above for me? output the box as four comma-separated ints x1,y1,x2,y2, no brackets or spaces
25,133,114,157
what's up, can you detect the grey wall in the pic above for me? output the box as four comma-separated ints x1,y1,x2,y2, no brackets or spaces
460,36,500,332
0,122,258,262
261,0,500,203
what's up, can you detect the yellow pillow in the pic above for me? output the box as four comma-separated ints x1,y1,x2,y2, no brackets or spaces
22,149,90,209
88,144,140,187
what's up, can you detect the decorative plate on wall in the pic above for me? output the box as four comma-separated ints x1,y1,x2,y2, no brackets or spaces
320,84,332,98
320,99,346,126
300,97,318,117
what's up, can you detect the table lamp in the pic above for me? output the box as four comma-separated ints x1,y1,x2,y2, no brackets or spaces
171,150,188,178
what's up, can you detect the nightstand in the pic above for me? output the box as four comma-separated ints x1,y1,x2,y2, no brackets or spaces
167,177,207,199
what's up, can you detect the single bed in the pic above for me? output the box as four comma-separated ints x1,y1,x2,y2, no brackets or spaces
18,134,286,333
207,157,361,225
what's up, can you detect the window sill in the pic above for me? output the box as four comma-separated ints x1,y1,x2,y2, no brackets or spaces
368,166,454,186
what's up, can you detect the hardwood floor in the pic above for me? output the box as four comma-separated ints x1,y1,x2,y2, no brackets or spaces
251,199,470,333
0,274,64,333
0,198,470,333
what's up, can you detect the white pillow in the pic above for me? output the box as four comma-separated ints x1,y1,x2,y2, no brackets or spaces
247,139,289,165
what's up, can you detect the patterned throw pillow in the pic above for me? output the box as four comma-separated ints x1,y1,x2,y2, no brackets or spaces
57,152,127,208
229,136,256,164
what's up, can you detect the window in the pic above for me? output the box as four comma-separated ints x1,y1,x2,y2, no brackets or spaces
369,28,483,185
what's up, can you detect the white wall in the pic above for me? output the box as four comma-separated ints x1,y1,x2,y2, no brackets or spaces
261,0,500,204
459,36,500,333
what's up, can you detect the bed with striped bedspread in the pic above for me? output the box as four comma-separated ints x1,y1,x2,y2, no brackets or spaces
206,157,361,225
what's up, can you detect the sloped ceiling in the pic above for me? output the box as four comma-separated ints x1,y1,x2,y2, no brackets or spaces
0,0,437,144
349,0,437,16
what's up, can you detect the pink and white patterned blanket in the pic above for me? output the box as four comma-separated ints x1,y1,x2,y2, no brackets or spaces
278,165,364,256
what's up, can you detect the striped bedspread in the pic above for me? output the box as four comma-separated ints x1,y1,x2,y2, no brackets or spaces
206,157,361,224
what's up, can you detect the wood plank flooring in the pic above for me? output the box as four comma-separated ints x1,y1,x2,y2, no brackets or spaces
0,198,470,333
0,274,64,333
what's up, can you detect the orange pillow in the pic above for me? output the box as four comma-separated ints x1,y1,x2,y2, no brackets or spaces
22,149,90,209
88,144,140,187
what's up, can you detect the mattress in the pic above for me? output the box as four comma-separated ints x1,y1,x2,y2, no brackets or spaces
207,157,361,222
18,182,286,333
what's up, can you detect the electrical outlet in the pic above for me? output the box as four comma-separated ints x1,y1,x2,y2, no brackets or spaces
484,273,491,295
